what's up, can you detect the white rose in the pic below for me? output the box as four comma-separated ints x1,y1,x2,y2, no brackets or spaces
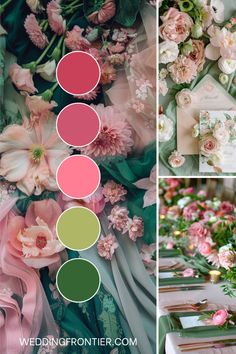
26,0,44,13
168,151,185,168
159,79,168,96
175,89,193,108
218,58,236,74
159,41,179,64
36,60,56,82
213,123,230,144
159,114,174,142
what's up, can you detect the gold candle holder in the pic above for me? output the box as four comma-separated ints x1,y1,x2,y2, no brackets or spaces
209,270,221,284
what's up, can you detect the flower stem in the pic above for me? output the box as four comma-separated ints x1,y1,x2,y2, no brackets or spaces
0,0,12,13
36,34,57,65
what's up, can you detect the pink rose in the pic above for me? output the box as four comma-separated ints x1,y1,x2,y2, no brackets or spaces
88,0,116,24
160,8,193,44
189,222,207,239
180,187,194,196
168,56,198,84
212,310,229,326
187,40,205,72
97,234,118,260
198,242,212,256
9,63,37,94
166,242,174,250
220,201,234,214
200,134,221,157
166,178,180,188
182,268,195,277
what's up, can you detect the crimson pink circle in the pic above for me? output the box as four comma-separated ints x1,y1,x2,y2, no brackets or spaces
57,155,100,199
56,103,100,147
56,51,101,95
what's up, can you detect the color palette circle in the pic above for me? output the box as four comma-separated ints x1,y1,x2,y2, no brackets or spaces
56,155,100,199
56,206,100,251
56,259,101,303
56,51,101,95
56,103,100,147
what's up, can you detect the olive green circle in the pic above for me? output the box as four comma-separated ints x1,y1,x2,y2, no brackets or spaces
56,207,100,251
56,259,101,302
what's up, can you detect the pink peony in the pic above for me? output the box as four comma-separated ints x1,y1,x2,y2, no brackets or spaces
182,268,195,277
189,222,208,239
160,7,193,44
100,63,116,85
24,14,48,49
168,56,198,84
25,94,57,123
108,205,129,232
9,63,37,94
88,0,116,24
47,0,66,35
218,249,236,270
97,234,118,260
102,180,127,205
128,216,144,241
80,104,134,158
220,201,234,214
65,25,91,51
0,117,70,196
198,242,212,256
7,199,64,268
211,310,229,326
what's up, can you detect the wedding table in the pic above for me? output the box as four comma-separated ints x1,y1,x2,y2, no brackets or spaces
159,257,236,354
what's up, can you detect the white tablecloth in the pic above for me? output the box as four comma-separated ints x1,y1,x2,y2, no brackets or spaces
159,257,236,354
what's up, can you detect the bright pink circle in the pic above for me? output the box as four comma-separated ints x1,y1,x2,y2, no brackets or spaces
57,155,100,199
56,51,101,95
57,103,100,147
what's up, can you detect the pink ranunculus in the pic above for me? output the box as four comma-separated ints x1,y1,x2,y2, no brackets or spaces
108,205,130,232
102,180,127,205
88,0,116,24
189,222,208,239
166,242,174,250
220,201,234,214
128,216,144,241
7,199,64,268
25,94,57,123
0,117,70,196
97,234,119,260
160,7,193,44
211,309,229,326
47,0,66,35
9,63,37,94
182,268,195,277
64,25,91,51
168,56,198,84
24,14,48,49
198,242,212,256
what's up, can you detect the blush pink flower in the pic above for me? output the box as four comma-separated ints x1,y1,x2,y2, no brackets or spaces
182,268,195,277
97,234,118,260
80,104,134,158
102,180,127,205
9,63,37,94
189,222,208,239
108,205,129,232
160,7,193,44
128,216,144,241
100,63,116,85
220,201,234,214
134,165,156,208
47,0,66,35
0,117,70,196
24,14,48,49
168,56,198,84
166,242,174,250
25,94,57,123
140,243,156,276
200,134,221,157
218,248,236,270
211,310,229,326
7,199,64,268
187,40,205,72
198,242,212,256
75,87,99,101
65,25,91,51
88,0,116,24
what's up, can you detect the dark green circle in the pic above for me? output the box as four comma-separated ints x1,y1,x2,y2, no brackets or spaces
56,259,100,302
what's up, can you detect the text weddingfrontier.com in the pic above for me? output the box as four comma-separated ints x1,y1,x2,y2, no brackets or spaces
19,337,138,347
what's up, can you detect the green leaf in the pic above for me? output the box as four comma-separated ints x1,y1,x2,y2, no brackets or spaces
114,0,142,27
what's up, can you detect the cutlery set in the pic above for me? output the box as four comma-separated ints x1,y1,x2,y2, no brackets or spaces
159,286,205,293
178,339,236,352
164,299,208,312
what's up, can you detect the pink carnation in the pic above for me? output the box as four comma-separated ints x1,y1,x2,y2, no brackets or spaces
189,222,208,239
9,63,37,94
88,0,116,24
108,205,129,232
65,26,91,51
24,14,48,49
198,242,212,256
211,310,229,326
47,0,66,35
128,216,144,241
102,180,127,205
168,56,198,84
97,234,118,260
80,104,134,158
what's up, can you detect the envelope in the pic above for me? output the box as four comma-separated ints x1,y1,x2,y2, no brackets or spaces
177,74,236,155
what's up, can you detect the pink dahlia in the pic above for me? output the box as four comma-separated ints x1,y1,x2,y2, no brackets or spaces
108,205,129,232
65,25,91,51
128,216,144,241
47,0,66,35
97,234,119,260
24,14,48,49
102,180,127,205
80,104,134,158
